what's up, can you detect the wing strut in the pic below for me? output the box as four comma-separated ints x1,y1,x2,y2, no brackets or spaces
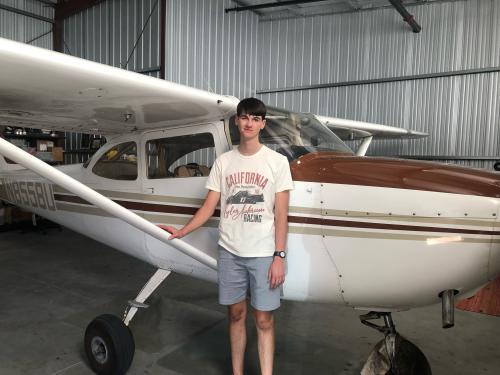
356,136,373,156
0,138,217,270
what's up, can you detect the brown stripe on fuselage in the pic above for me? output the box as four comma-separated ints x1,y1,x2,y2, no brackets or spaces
53,193,221,217
54,194,499,236
290,153,500,198
287,216,500,236
54,194,90,205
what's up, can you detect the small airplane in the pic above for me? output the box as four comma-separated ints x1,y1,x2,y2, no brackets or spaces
0,37,499,375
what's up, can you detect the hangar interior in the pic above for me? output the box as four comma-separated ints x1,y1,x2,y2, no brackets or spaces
0,1,499,375
0,0,499,169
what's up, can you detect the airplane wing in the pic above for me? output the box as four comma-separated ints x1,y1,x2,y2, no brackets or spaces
0,37,239,135
315,115,429,140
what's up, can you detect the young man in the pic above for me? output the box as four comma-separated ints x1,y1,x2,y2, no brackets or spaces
161,97,293,375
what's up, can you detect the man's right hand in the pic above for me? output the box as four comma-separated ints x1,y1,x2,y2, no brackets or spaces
157,224,185,240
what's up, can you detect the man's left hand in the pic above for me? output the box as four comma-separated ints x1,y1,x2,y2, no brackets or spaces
268,257,285,289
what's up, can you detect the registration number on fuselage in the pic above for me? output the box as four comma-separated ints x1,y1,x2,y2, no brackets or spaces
0,178,56,211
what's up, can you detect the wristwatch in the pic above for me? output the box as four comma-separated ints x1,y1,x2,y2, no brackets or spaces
273,251,286,259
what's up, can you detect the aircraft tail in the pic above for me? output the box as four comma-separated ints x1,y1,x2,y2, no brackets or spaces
456,276,500,317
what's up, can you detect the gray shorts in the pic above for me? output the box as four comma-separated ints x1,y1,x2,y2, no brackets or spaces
217,246,281,311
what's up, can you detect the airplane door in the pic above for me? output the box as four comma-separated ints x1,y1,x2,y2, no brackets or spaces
77,137,150,263
140,123,227,276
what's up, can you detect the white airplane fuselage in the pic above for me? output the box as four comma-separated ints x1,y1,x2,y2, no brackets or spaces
1,122,499,312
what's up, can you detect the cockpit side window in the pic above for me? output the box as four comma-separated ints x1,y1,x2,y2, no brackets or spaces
92,141,137,180
146,133,215,179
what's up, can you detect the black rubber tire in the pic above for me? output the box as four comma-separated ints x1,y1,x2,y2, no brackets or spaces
494,161,500,171
387,334,432,375
84,314,135,375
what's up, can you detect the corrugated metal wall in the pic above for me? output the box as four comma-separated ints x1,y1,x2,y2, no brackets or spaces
257,0,500,170
63,0,160,76
0,0,53,48
165,0,259,99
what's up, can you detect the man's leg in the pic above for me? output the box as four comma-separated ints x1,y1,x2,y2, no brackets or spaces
228,300,247,375
253,309,275,375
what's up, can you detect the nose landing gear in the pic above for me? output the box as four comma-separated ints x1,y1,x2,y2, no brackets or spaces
360,312,432,375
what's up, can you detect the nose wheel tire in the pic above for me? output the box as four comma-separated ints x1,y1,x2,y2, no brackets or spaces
84,314,135,375
362,333,432,375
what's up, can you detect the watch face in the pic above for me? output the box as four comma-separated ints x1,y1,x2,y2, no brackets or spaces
279,251,286,258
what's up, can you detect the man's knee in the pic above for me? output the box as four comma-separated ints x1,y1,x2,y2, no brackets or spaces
228,302,247,323
254,311,274,332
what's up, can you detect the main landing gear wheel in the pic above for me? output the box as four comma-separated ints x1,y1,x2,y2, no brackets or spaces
84,269,171,374
360,312,432,375
84,314,135,375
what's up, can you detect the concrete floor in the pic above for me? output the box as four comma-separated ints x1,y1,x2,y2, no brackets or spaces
0,227,499,375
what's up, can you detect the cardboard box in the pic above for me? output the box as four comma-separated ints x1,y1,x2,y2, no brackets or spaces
52,147,64,162
37,140,54,152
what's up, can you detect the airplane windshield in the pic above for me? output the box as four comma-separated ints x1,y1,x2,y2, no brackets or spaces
229,107,353,161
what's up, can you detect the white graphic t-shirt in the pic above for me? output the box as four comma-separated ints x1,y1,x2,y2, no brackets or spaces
206,145,294,257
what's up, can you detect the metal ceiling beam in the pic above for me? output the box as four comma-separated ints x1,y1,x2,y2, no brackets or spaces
53,0,64,52
0,3,54,23
346,0,362,10
53,1,106,53
159,0,166,80
276,0,304,17
55,0,107,19
231,0,264,16
259,0,457,22
388,0,421,33
225,0,329,13
257,66,500,94
35,0,57,6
